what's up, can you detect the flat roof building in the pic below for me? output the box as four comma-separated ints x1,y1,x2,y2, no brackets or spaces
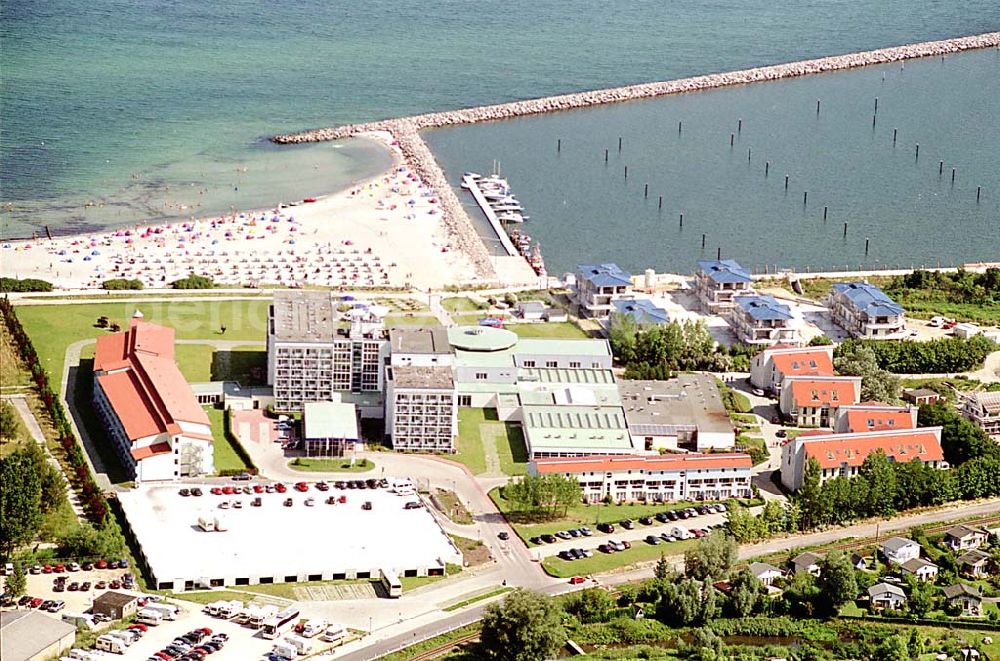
92,313,213,482
619,375,735,451
522,404,635,458
1,611,77,661
92,590,140,620
303,401,361,457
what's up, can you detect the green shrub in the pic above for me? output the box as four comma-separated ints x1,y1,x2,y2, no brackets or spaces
102,278,144,290
0,277,53,292
170,273,215,289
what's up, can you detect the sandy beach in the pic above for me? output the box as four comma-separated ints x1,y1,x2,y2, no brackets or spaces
1,133,483,291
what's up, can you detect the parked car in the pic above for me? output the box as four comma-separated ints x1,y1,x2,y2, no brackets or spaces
638,516,653,526
283,498,293,507
556,531,572,540
305,498,316,507
569,576,586,585
645,535,661,545
530,537,543,545
82,562,94,571
620,519,635,530
498,532,509,540
96,580,107,589
540,534,557,544
191,488,203,497
275,483,287,493
81,582,91,591
752,387,766,396
597,523,615,534
232,473,252,481
579,527,593,536
179,488,191,497
210,487,223,496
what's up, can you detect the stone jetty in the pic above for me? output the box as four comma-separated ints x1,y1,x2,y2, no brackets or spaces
273,32,999,279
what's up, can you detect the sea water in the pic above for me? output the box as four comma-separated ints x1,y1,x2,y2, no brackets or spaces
3,0,998,237
425,49,1000,275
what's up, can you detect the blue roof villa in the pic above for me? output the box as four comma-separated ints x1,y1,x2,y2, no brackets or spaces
828,282,905,339
694,259,753,313
574,263,633,319
729,295,799,346
612,299,670,326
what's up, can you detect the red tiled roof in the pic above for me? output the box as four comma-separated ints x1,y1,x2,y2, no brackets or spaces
802,429,944,470
771,350,833,378
790,379,858,407
97,371,165,440
131,442,172,461
844,409,915,433
533,453,752,474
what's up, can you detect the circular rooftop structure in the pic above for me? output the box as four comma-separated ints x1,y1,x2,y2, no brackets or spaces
448,325,518,352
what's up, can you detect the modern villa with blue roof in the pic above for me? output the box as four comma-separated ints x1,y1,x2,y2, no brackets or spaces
574,263,633,319
829,282,906,338
694,259,754,313
729,295,799,346
612,299,670,326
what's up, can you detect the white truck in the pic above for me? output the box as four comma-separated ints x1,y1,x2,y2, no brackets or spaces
300,618,328,638
143,602,179,620
322,623,348,644
136,608,164,626
95,635,127,654
271,641,298,659
284,633,313,655
217,600,244,619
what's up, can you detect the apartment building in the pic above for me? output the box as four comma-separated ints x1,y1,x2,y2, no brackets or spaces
612,298,670,326
749,345,834,394
92,313,213,482
828,282,905,338
574,263,633,319
529,453,753,503
832,402,918,434
384,328,457,452
780,426,946,491
962,391,1000,438
267,291,389,412
729,295,798,346
779,375,861,427
693,259,753,313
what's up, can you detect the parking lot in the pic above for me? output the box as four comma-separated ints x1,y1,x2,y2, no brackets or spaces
118,479,462,591
13,564,137,614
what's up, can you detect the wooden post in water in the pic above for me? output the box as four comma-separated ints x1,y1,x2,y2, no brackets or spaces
748,147,752,162
605,149,609,163
952,168,956,184
765,161,769,177
624,166,628,180
939,161,944,175
803,191,808,205
872,114,876,128
738,119,742,134
678,121,682,134
816,100,820,115
680,213,684,227
874,97,878,115
843,222,848,237
702,234,706,248
618,137,622,152
915,143,919,160
865,237,870,254
730,133,734,147
977,186,982,202
658,196,663,210
557,139,561,152
893,128,897,145
644,183,649,198
823,206,828,221
717,247,721,260
784,174,789,190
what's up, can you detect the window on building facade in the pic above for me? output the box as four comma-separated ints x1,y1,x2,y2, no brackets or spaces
545,361,557,368
475,372,487,380
458,395,472,407
569,361,581,368
523,360,536,368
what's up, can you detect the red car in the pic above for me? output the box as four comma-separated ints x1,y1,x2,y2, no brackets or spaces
253,485,264,493
275,483,287,493
210,487,223,495
55,564,66,573
338,495,347,504
222,486,235,495
129,623,148,632
30,597,44,608
198,627,213,635
97,559,109,569
569,576,586,585
42,565,53,574
294,482,309,492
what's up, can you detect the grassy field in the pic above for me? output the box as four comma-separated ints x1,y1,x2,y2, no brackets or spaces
495,423,528,476
444,587,512,612
542,538,698,578
379,624,480,661
15,299,272,379
174,344,215,381
507,322,589,339
287,457,375,473
205,407,252,473
452,408,490,475
386,314,440,327
491,487,720,546
436,489,473,524
1,326,33,390
452,408,528,476
441,297,484,312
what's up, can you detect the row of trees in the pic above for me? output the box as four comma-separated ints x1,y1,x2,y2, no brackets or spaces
889,268,1000,307
609,315,733,376
500,474,581,519
836,336,996,374
833,343,901,403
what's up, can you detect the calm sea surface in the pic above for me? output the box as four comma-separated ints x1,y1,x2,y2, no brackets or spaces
2,0,998,239
426,49,1000,275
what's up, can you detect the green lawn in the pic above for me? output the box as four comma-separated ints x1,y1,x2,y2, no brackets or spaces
452,408,528,476
441,297,484,313
386,314,440,327
205,406,252,473
287,457,375,473
444,587,512,611
452,408,490,475
508,322,588,339
174,344,214,382
542,537,699,578
15,299,272,380
496,423,528,476
167,590,256,606
491,487,721,546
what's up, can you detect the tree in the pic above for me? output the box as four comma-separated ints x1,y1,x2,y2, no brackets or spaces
480,589,565,661
656,578,718,626
4,562,26,598
565,588,615,624
873,634,911,661
859,450,897,517
727,568,763,618
0,401,21,440
795,457,826,530
834,343,900,403
684,532,737,581
0,450,42,558
905,576,936,617
918,401,1000,465
22,442,66,514
501,474,581,518
782,571,820,617
808,335,833,346
170,273,215,289
654,553,671,580
57,522,126,559
815,551,858,615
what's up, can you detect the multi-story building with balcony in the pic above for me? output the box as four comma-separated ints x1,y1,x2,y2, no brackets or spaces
962,391,1000,438
385,328,457,452
750,345,834,395
694,259,754,313
530,453,753,503
92,313,213,482
574,263,633,319
266,291,389,412
779,375,861,427
729,295,798,346
828,282,905,338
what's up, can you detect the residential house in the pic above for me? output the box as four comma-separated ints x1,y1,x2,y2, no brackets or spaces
92,313,214,482
749,345,834,395
516,301,547,321
868,582,907,610
850,553,868,570
779,375,861,427
957,549,991,578
828,282,905,339
749,562,783,587
694,259,753,313
942,583,983,617
574,263,633,319
791,551,824,576
900,557,939,582
881,537,922,565
962,391,1000,438
902,388,940,406
729,295,799,346
944,525,990,552
833,402,918,434
780,426,946,491
529,452,753,503
612,298,670,326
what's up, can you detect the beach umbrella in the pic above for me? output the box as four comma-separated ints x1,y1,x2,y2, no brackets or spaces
84,256,92,261
58,250,67,255
1,243,10,249
91,250,101,255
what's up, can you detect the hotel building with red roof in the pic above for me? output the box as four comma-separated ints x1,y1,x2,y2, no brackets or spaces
750,345,834,395
833,402,918,434
779,375,862,428
779,426,946,491
529,452,753,503
92,312,213,482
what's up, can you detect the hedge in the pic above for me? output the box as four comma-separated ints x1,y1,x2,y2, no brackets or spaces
221,408,259,475
0,277,54,292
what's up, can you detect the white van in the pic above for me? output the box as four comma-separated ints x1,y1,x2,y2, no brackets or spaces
68,650,102,661
272,641,298,659
670,525,692,540
322,623,348,644
137,608,164,625
204,600,224,616
96,634,126,654
300,618,328,638
107,629,136,646
217,600,244,619
144,602,179,620
284,633,313,655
